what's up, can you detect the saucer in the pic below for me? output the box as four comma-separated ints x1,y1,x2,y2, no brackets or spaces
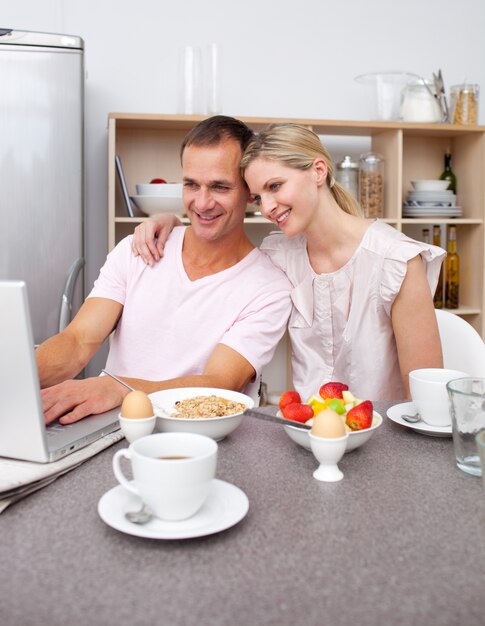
386,402,452,437
98,479,249,539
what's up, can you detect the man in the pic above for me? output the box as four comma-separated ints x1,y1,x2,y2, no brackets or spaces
38,116,291,425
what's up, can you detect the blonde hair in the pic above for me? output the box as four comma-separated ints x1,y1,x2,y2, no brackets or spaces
240,123,362,217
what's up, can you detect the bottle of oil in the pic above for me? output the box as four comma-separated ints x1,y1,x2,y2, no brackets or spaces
433,225,443,309
439,151,457,193
445,225,459,309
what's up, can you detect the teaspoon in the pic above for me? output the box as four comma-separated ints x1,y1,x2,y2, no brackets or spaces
101,369,171,417
401,412,421,423
125,503,153,525
102,369,136,392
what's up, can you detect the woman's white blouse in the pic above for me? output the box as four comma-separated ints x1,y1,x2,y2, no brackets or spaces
260,220,446,401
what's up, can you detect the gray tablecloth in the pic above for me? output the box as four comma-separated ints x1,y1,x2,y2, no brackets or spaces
1,401,484,626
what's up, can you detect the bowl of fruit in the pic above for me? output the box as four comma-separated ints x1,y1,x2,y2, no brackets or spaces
132,179,184,215
279,382,382,453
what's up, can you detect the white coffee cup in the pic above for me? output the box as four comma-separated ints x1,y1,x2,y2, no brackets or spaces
409,368,468,427
112,432,217,521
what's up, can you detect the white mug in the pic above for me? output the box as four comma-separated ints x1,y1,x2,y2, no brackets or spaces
409,368,468,427
112,432,217,521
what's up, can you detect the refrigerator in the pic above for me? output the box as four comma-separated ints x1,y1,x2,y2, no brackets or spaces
0,28,84,345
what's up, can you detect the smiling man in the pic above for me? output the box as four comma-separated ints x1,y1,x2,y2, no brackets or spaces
37,116,291,424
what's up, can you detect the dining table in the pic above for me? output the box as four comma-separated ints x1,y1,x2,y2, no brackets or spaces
1,400,485,626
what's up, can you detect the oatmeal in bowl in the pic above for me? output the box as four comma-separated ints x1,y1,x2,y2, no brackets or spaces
150,387,254,441
172,395,247,419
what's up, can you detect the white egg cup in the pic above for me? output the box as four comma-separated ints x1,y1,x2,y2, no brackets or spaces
309,432,349,482
119,414,156,443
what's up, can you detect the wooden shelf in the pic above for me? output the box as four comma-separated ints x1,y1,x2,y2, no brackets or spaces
401,218,483,225
108,114,485,344
443,307,481,316
109,112,485,138
115,214,268,225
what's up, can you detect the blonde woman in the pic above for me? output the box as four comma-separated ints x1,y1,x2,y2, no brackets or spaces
132,123,445,400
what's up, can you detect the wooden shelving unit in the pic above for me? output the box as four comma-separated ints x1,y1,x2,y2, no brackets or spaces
108,113,485,340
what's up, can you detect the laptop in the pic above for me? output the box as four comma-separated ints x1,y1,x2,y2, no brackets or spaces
0,280,120,463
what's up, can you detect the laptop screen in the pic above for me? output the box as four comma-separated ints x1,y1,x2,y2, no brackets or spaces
0,281,120,463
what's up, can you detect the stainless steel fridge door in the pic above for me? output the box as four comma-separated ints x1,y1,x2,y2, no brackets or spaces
0,35,84,345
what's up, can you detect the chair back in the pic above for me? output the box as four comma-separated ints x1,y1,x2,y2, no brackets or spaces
435,310,485,377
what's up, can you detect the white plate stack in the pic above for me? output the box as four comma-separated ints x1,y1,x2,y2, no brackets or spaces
403,180,462,217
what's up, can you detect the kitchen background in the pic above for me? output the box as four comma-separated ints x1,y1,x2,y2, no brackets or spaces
3,0,484,378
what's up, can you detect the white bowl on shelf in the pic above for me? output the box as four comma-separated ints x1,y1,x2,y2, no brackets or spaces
411,180,450,192
130,195,185,216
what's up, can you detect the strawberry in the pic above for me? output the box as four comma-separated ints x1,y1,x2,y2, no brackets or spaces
319,381,349,400
345,400,373,431
279,390,301,411
282,402,314,423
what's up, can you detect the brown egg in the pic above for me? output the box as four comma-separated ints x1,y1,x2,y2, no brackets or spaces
311,408,346,438
120,391,154,419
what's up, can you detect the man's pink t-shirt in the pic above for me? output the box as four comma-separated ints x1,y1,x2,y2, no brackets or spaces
88,227,291,389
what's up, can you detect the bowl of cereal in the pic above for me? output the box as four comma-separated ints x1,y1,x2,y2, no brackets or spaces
150,387,253,441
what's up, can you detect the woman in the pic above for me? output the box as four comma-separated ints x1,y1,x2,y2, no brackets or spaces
133,123,445,400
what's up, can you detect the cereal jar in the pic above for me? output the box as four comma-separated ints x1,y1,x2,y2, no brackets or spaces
450,84,480,125
359,152,384,218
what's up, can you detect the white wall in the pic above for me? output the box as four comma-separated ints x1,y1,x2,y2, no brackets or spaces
3,0,484,378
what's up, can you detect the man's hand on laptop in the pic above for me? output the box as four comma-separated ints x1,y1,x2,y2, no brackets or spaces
41,376,128,425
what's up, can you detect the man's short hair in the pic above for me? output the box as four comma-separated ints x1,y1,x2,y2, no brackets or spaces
180,115,254,161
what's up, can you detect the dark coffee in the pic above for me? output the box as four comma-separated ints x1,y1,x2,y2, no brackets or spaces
157,455,192,460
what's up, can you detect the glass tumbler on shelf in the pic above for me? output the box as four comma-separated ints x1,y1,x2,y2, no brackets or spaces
359,152,384,218
177,45,203,115
205,43,222,115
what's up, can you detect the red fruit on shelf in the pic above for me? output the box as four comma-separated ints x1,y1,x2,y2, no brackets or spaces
150,178,167,184
319,381,349,400
345,400,373,431
282,402,314,423
279,390,302,411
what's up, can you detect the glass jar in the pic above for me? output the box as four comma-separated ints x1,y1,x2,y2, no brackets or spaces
400,80,441,122
450,84,480,125
359,152,384,218
335,155,359,199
